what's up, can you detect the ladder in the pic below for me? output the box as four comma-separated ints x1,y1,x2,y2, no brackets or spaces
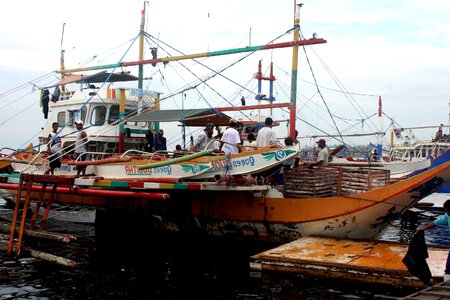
7,173,74,256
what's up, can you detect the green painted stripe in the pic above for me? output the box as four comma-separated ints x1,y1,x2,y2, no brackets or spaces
109,181,130,188
173,184,189,190
208,46,263,57
0,173,20,178
129,129,148,134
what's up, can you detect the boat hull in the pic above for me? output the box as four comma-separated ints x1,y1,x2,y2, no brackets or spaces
3,160,449,243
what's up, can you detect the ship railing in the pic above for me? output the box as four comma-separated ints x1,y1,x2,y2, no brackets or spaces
74,151,111,161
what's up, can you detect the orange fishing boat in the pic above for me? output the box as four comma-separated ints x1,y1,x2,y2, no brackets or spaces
1,2,449,246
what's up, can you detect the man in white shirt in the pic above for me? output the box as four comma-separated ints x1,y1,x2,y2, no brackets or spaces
306,139,329,168
190,123,215,151
220,119,242,154
44,122,62,175
256,117,276,147
74,121,88,176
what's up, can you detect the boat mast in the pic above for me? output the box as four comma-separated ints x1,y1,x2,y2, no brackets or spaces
138,2,145,95
376,96,383,159
60,23,66,88
289,2,301,140
119,2,147,154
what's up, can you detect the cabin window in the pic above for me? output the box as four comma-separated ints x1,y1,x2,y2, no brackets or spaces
57,112,66,127
108,105,120,124
68,107,88,126
68,111,74,126
81,107,87,123
124,110,137,126
108,105,137,126
91,106,107,126
421,149,427,158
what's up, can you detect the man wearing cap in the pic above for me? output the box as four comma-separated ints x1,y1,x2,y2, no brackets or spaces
220,118,242,154
74,120,88,176
256,117,277,147
306,139,329,168
190,123,215,151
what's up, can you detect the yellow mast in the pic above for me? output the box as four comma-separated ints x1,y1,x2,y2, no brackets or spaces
289,2,301,139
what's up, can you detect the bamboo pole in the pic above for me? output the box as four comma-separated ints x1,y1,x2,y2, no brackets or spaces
0,240,76,267
0,223,77,243
26,247,77,267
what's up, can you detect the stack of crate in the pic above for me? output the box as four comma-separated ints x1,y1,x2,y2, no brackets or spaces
283,166,339,198
340,168,390,194
283,166,390,198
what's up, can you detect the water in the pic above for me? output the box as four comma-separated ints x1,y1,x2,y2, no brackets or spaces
0,201,449,299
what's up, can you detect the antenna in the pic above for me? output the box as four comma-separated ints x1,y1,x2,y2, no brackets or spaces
60,23,66,84
60,23,65,49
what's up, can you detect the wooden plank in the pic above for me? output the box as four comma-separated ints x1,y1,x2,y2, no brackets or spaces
250,236,448,288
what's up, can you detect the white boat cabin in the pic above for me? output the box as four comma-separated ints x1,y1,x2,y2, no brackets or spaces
39,71,160,158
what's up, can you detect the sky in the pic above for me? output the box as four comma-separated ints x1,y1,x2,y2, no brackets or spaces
0,0,449,150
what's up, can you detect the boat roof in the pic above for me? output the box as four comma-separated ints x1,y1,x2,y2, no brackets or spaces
129,108,233,126
48,70,138,88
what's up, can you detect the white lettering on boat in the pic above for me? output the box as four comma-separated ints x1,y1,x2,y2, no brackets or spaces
152,166,172,175
232,156,255,168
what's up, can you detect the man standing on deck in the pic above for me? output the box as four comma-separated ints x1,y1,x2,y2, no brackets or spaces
435,124,444,141
256,117,277,147
74,121,88,177
44,122,62,175
220,119,242,154
190,123,215,151
154,129,167,152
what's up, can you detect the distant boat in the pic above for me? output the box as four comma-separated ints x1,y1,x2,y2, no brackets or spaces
416,193,449,211
330,140,450,180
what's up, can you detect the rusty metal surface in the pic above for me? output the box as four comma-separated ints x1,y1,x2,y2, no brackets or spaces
250,237,448,287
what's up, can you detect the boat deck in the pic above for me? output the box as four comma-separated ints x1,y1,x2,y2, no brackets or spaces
249,236,448,287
